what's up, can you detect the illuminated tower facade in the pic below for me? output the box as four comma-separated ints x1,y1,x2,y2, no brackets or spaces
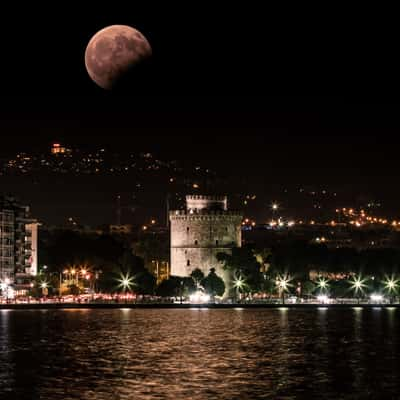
170,195,242,279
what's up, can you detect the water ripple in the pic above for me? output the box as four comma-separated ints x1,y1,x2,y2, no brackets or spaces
0,308,400,399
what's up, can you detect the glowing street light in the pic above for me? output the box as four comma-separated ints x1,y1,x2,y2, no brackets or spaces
349,275,367,303
383,277,398,293
233,275,245,289
271,203,279,211
316,277,329,293
275,274,291,304
40,281,49,297
383,276,398,303
117,273,135,293
233,274,246,302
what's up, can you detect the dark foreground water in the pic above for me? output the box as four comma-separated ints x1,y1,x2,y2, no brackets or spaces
1,308,400,400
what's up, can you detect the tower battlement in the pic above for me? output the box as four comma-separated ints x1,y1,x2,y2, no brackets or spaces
186,194,227,211
186,195,227,201
170,209,242,220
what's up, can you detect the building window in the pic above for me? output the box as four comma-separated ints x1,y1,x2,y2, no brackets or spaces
194,240,198,245
186,227,190,233
216,240,219,246
187,259,190,266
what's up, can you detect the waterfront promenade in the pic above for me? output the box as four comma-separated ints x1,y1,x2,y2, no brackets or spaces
2,302,400,310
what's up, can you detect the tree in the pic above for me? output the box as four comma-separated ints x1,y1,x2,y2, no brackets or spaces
156,277,181,297
201,268,225,298
156,276,195,298
190,268,205,287
217,247,263,293
301,280,316,296
134,270,157,295
329,279,350,298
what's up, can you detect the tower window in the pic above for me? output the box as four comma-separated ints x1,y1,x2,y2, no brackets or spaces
216,240,219,246
187,259,190,266
194,240,198,245
186,227,190,233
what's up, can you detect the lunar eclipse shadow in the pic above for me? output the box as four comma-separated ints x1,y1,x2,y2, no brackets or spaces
109,58,155,94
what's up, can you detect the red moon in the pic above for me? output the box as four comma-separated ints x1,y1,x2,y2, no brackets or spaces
85,25,152,90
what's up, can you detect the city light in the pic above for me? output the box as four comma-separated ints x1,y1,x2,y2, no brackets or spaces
40,282,48,289
316,277,329,292
349,275,367,295
370,293,384,303
275,274,291,304
317,295,330,304
384,277,398,293
117,273,135,292
233,275,246,291
189,291,210,303
271,202,279,211
275,274,291,292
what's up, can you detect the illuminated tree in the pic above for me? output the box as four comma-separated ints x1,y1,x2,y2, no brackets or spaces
201,268,225,298
190,268,205,288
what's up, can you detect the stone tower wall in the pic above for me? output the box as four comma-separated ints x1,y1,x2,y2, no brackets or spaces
170,210,242,277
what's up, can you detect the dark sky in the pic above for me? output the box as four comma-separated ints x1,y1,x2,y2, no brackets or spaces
1,4,400,222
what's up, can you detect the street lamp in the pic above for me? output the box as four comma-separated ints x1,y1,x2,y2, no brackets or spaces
271,202,279,224
40,281,49,297
233,275,246,302
383,276,398,303
349,275,367,304
117,273,135,303
276,274,291,304
316,277,329,294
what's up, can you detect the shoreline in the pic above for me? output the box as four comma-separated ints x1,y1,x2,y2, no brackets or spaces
1,303,400,310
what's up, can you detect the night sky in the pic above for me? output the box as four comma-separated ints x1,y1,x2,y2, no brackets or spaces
1,6,400,223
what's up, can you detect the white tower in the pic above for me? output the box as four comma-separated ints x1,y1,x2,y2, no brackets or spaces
169,195,242,279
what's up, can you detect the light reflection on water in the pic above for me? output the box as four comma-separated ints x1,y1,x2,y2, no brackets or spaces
0,308,400,399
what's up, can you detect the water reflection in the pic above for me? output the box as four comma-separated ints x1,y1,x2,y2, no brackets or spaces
0,309,399,399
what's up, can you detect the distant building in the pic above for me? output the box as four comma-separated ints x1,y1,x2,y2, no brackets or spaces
51,143,71,155
109,224,133,235
0,196,38,293
148,260,170,285
170,195,242,280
